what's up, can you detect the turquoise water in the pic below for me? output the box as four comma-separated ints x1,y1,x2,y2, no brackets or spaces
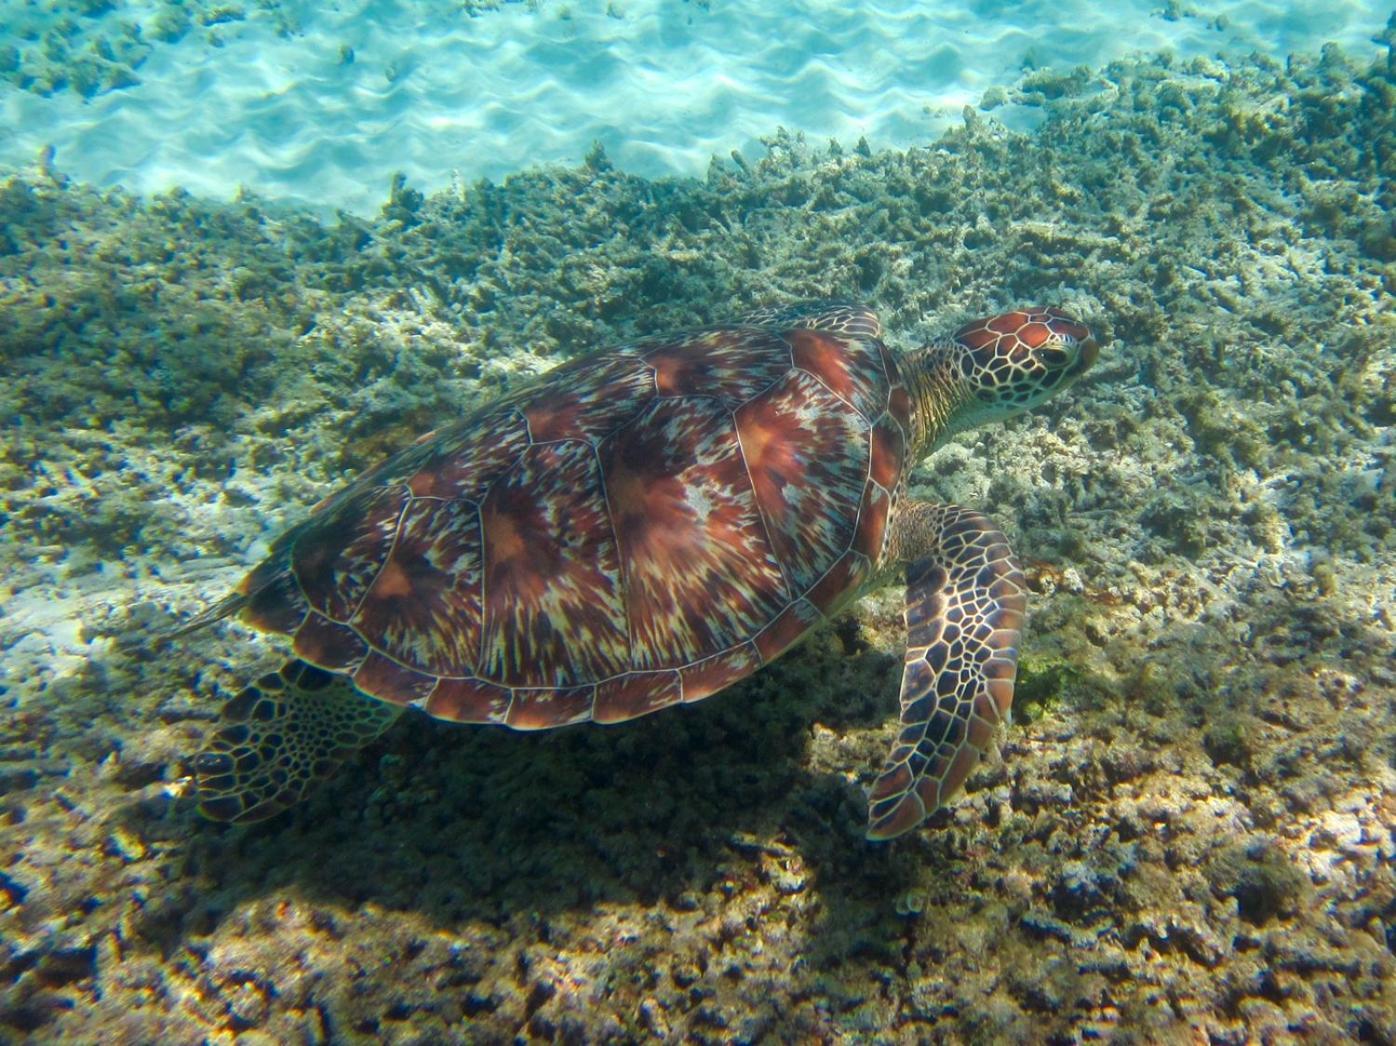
0,0,1389,213
2,2,1395,1042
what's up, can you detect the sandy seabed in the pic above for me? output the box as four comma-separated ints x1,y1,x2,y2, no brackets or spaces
1,34,1395,1045
1,0,1390,213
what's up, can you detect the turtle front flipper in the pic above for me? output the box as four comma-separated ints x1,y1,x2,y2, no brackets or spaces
866,502,1027,840
193,660,403,824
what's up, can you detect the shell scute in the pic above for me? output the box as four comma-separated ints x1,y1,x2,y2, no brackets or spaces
522,353,655,443
351,496,482,676
643,328,792,406
869,415,906,491
806,550,871,615
600,395,787,670
753,598,822,663
506,686,596,730
593,671,682,724
789,327,887,421
292,613,368,672
425,677,512,724
405,406,530,502
293,485,409,621
735,369,868,596
353,652,437,706
480,439,629,686
240,566,308,633
851,479,892,561
679,644,763,703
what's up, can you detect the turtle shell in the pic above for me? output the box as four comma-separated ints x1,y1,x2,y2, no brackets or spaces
234,318,912,728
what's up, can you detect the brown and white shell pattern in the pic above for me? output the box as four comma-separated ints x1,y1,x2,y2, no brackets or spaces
233,315,912,730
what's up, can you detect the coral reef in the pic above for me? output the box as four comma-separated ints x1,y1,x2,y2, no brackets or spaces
0,37,1393,1042
0,0,312,98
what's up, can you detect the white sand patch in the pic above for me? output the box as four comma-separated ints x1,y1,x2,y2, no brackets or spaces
0,0,1389,217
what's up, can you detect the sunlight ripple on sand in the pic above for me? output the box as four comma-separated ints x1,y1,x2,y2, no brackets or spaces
0,0,1387,216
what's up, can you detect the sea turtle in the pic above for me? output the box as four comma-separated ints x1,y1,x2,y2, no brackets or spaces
181,302,1097,839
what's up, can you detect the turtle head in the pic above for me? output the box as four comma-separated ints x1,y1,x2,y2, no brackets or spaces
916,307,1097,447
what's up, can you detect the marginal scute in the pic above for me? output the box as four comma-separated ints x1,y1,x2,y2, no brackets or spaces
851,479,891,560
868,415,905,491
424,676,512,724
593,671,682,724
292,613,368,672
679,644,762,703
754,598,821,662
353,651,437,705
506,686,596,730
241,567,309,633
806,551,870,614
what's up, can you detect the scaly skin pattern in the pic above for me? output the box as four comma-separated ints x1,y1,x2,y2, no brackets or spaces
899,307,1096,455
865,502,1028,839
232,304,911,729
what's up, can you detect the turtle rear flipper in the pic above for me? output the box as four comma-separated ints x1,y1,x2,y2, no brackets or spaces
194,660,402,824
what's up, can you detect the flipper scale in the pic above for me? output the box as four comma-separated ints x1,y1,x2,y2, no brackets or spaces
194,659,402,824
867,502,1026,840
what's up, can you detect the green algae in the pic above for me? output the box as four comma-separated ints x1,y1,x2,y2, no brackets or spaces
1205,839,1310,926
1012,654,1083,723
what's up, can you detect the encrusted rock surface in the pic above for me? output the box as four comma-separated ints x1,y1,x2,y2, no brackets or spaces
1,39,1393,1043
0,1,306,99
